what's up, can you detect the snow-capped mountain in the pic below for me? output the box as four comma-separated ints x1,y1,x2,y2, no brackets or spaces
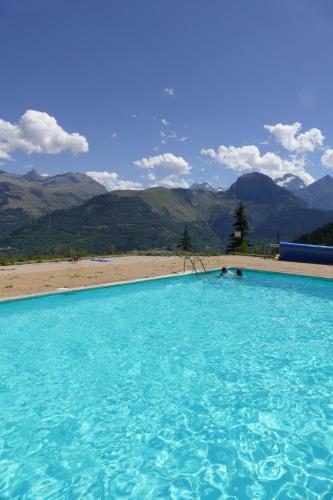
274,173,306,190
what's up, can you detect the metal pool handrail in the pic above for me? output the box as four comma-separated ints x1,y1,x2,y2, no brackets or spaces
183,256,207,274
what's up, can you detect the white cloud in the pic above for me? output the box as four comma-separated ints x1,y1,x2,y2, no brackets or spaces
322,149,333,168
159,175,189,188
0,110,88,161
264,122,324,154
134,153,191,176
201,144,314,185
135,153,191,189
163,88,175,97
160,130,187,144
161,118,170,126
0,148,10,160
146,172,156,181
86,171,142,191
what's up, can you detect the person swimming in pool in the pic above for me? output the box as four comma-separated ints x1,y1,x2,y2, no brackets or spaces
220,266,228,276
235,269,243,277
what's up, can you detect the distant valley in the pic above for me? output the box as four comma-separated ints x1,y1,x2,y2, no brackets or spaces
1,170,333,257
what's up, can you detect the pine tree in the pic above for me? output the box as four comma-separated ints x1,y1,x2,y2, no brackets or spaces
227,203,249,253
178,226,193,252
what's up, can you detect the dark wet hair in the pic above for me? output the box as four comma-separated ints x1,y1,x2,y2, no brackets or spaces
236,269,243,277
221,267,228,274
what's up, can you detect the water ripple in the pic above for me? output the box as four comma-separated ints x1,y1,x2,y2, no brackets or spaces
0,271,333,497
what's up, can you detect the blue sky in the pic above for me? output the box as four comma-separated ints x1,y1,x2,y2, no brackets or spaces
1,0,333,189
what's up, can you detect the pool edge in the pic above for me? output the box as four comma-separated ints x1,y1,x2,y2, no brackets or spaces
0,266,332,305
0,270,208,304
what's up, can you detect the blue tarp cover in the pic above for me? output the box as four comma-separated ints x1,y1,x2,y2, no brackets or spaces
280,241,333,265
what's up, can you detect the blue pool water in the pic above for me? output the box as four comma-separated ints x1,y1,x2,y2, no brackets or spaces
0,270,333,498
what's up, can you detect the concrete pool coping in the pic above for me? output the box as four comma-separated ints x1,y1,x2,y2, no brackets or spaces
0,270,204,304
0,266,332,305
2,255,333,301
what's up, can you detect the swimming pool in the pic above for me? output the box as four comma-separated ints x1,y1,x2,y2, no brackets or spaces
0,270,332,498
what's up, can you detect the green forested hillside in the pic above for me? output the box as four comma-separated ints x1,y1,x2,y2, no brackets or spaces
2,173,333,257
251,208,333,243
296,221,333,246
1,188,234,256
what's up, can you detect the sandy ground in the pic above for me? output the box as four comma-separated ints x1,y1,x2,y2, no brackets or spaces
0,255,332,300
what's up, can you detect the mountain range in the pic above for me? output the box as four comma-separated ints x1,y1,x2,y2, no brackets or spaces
0,169,106,236
296,221,333,246
2,171,333,257
273,173,333,211
292,175,333,210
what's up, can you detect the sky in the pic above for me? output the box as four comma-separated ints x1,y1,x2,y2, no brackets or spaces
1,0,333,189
